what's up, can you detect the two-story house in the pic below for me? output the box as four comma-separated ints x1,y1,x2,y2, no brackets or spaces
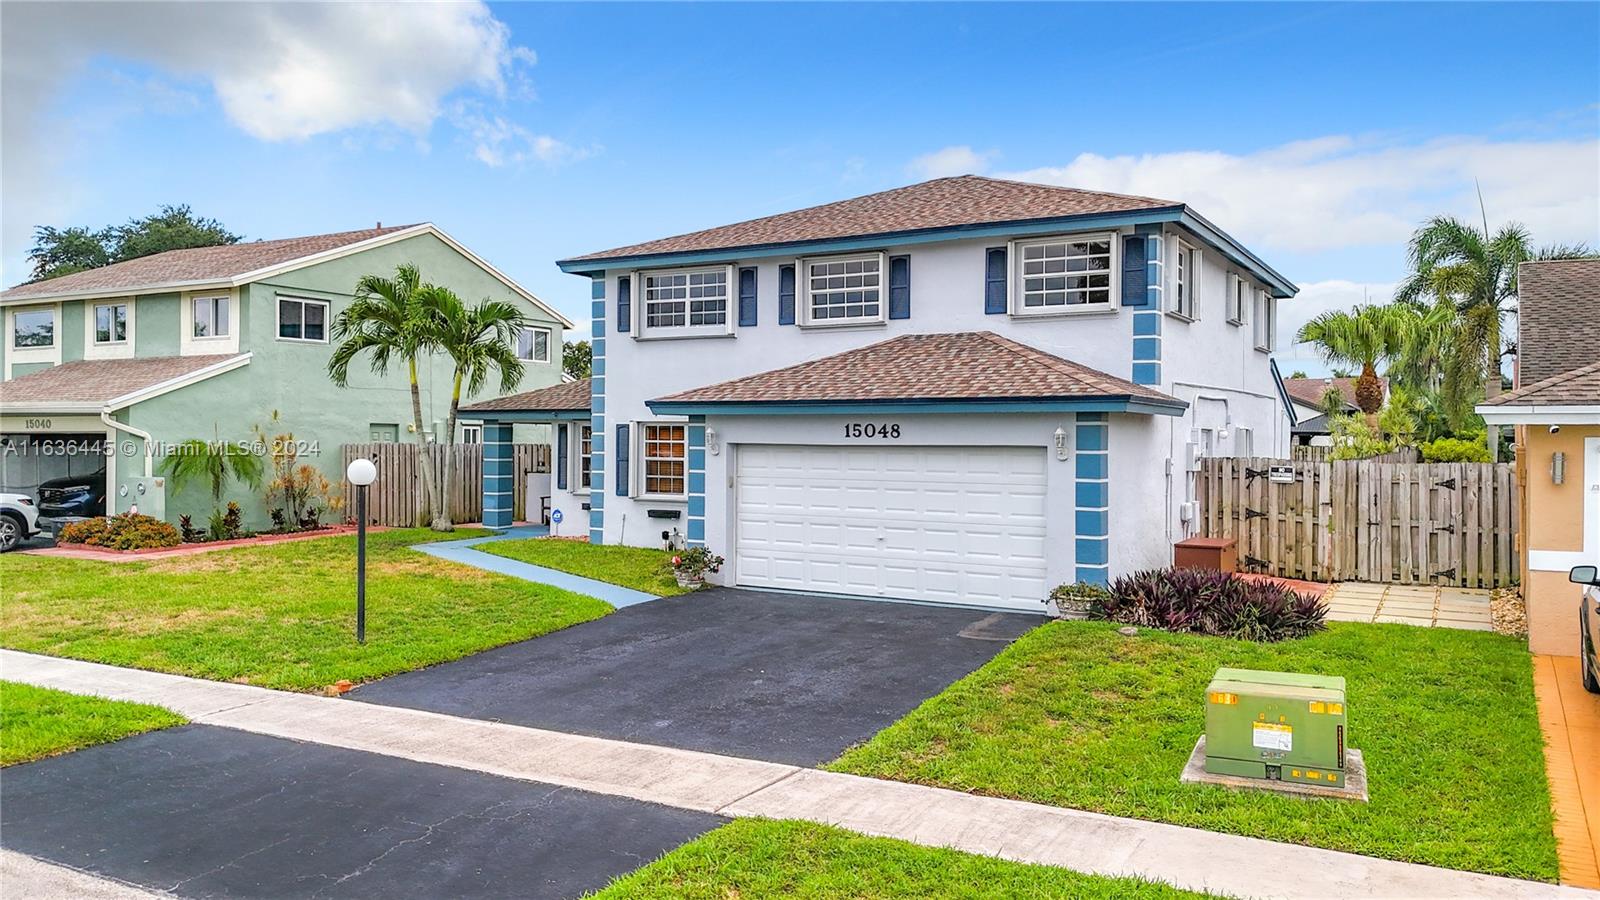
513,176,1296,614
0,224,571,528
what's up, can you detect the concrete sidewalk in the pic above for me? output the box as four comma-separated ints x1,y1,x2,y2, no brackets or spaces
2,649,1590,900
413,525,661,608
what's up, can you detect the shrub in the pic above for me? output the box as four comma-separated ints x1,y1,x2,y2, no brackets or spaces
670,546,724,578
57,514,182,550
1098,568,1326,642
178,514,202,543
207,501,245,541
1048,581,1111,618
1421,437,1492,463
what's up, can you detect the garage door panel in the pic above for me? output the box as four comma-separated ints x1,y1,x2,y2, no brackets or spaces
736,444,1049,611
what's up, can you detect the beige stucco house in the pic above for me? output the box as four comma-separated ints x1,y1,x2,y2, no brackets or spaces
1478,259,1600,656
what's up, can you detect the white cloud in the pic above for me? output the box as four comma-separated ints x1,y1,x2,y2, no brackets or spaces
0,0,537,282
453,104,597,168
907,145,997,180
1000,135,1600,253
1271,279,1398,377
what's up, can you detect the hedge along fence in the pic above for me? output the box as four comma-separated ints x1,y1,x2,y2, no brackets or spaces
1197,457,1519,589
340,443,550,527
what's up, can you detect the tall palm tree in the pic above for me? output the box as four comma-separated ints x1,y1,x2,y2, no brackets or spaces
423,286,527,532
328,263,446,529
1394,214,1596,455
1296,304,1414,428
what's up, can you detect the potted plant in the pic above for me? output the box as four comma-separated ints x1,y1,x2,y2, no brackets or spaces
670,546,725,589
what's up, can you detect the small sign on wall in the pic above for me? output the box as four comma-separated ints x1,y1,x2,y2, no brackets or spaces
1268,465,1296,484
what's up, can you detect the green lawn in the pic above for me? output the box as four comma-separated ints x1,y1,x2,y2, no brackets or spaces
483,538,690,596
0,529,611,691
829,621,1557,882
589,819,1215,899
1,681,186,766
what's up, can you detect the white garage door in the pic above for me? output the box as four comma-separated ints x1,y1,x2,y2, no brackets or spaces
735,444,1048,611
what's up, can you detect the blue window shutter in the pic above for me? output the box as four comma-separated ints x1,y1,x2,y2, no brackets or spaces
888,255,911,320
984,247,1007,314
1121,236,1147,307
778,264,796,325
616,276,632,334
555,424,569,491
738,267,758,327
614,424,630,497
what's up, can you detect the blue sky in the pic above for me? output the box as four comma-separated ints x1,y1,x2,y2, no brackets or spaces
3,2,1597,373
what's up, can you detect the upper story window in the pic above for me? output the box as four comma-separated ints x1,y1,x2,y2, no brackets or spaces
277,296,328,342
1171,241,1198,320
12,308,54,348
94,303,129,344
516,326,551,362
640,266,731,338
640,422,686,498
460,423,482,444
1253,287,1276,352
1011,234,1117,315
801,253,884,325
192,294,230,338
577,424,593,491
1227,273,1248,326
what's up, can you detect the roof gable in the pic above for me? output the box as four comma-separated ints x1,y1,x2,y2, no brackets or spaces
1483,359,1600,409
1516,258,1600,386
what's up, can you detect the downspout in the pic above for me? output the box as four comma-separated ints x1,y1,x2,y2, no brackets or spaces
102,408,153,477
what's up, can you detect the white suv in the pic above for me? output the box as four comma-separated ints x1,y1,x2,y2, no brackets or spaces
0,493,42,552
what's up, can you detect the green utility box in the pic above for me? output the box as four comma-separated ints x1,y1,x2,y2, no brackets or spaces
1204,668,1347,788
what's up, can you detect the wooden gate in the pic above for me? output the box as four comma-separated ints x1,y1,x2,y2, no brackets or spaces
1197,457,1519,588
341,442,550,527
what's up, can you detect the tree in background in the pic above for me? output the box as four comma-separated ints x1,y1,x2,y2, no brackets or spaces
1296,304,1415,428
1317,387,1348,422
328,263,443,529
563,339,592,380
428,287,528,533
27,205,240,282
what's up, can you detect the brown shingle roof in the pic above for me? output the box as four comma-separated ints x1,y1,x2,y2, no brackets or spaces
461,378,592,414
651,332,1182,408
1281,376,1379,411
563,176,1177,263
2,225,419,301
0,354,243,406
1482,359,1600,408
1516,259,1600,387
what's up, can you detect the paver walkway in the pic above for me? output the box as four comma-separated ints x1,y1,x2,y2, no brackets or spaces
413,524,660,608
1323,581,1494,630
2,649,1588,900
1535,655,1600,889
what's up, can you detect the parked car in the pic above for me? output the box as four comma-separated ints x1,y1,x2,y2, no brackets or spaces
37,469,107,524
1574,565,1600,694
0,493,42,552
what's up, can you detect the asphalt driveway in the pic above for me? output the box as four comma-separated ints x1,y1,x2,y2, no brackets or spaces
1,725,719,898
352,588,1041,766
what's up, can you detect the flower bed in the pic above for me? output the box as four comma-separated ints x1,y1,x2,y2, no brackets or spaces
44,524,364,558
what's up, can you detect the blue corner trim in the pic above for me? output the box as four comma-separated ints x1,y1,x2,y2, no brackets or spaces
1133,313,1162,336
591,278,606,300
1132,337,1160,361
1075,424,1108,450
1132,362,1161,385
1076,565,1109,585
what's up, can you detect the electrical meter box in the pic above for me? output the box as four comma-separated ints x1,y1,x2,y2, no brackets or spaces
1204,668,1347,787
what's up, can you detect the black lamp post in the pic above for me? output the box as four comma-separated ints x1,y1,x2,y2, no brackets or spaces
346,458,378,643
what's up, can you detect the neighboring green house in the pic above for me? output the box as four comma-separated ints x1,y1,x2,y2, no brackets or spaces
0,223,572,528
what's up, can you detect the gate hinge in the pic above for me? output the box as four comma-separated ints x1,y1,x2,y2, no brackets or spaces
1244,508,1267,520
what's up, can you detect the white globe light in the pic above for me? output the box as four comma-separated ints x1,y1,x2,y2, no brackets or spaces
346,458,378,486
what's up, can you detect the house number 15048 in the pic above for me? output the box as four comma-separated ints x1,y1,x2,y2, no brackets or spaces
843,423,901,439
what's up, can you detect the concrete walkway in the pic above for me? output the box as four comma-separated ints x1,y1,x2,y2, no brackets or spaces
1535,655,1600,888
1323,581,1494,630
2,649,1588,900
414,525,660,608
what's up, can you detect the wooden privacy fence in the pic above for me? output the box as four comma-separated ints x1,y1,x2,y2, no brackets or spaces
341,443,550,527
1196,457,1519,588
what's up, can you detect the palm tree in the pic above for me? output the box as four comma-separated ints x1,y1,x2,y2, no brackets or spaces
328,263,445,529
1394,214,1596,455
160,431,265,514
1296,304,1414,428
423,286,527,532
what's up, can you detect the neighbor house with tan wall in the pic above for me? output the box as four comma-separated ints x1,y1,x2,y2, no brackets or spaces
1479,259,1600,656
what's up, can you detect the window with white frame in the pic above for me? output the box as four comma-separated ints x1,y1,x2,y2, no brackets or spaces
639,422,686,497
516,326,551,362
460,424,482,444
1227,274,1248,325
1234,426,1253,458
801,253,884,324
192,294,230,338
94,303,128,344
12,308,54,348
1011,234,1116,314
1171,241,1198,319
577,424,593,490
277,296,328,342
640,267,730,336
1253,287,1275,351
